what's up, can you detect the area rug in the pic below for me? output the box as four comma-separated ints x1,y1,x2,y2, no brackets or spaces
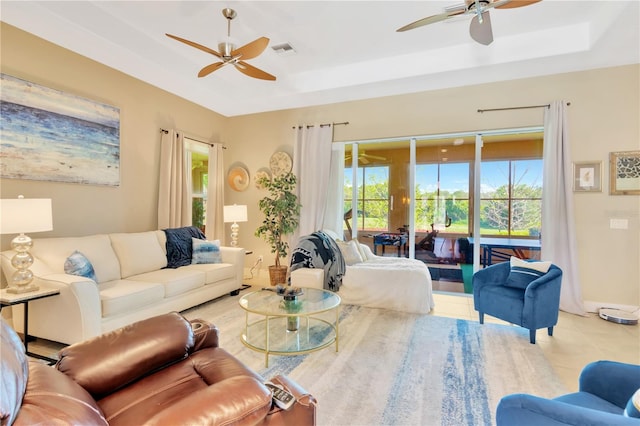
182,293,566,426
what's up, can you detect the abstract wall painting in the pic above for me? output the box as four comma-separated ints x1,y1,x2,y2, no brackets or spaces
609,151,640,195
0,73,120,186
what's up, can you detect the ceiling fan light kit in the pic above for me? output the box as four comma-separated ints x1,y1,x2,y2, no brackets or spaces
397,0,542,46
166,8,276,81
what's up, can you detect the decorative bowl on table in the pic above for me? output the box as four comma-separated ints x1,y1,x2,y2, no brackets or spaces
263,284,304,298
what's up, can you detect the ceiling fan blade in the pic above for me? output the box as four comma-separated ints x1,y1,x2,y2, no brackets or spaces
470,11,493,45
166,33,221,58
235,61,276,81
397,9,465,32
232,37,270,61
198,62,226,78
494,0,542,9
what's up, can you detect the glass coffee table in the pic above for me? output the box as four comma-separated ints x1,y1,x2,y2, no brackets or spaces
239,287,341,367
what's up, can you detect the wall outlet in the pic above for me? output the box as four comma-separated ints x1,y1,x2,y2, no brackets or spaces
610,218,629,229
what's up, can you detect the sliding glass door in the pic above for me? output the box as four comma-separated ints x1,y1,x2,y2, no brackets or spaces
339,128,543,270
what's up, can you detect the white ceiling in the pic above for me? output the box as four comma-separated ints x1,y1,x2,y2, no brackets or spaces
2,1,639,117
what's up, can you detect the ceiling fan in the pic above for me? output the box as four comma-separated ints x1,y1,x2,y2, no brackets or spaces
345,150,387,165
166,8,275,81
397,0,542,46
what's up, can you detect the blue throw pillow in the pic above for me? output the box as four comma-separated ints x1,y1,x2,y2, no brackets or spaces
192,238,222,264
64,250,98,282
505,256,551,289
625,389,640,418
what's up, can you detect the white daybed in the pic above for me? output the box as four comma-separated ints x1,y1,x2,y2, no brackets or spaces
290,232,434,314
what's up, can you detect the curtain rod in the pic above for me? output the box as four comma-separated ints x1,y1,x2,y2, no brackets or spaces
160,128,226,149
292,121,349,129
477,102,571,113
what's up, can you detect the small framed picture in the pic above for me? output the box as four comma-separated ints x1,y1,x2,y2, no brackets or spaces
573,161,602,192
610,151,640,195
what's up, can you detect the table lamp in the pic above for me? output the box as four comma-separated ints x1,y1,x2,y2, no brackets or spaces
0,195,53,293
223,204,247,247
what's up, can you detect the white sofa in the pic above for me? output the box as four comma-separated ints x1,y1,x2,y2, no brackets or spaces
291,233,434,314
1,230,244,345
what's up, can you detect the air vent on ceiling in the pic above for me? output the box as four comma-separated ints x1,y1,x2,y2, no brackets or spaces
271,42,296,56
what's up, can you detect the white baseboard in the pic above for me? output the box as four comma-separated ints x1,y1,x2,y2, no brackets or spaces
243,267,270,287
583,300,640,314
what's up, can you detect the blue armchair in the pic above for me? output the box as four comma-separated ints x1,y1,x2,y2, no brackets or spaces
473,260,562,344
496,360,640,425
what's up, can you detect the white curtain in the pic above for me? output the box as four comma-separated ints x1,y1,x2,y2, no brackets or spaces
206,144,225,241
542,101,586,315
323,144,345,237
292,124,334,242
158,130,191,229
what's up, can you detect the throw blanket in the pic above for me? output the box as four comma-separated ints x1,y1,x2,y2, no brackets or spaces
164,226,206,268
290,231,345,291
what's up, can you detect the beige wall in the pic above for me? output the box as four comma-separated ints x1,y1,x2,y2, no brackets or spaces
227,66,640,309
0,23,226,238
1,23,638,308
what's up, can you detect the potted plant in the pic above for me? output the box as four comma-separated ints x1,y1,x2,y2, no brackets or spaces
255,172,301,286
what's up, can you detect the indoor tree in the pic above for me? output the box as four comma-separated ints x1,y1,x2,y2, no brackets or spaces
255,172,301,285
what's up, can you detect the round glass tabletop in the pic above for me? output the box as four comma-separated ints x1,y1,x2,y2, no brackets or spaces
239,287,340,316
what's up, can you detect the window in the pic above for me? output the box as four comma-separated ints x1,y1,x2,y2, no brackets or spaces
185,137,209,232
415,162,470,234
344,166,389,232
480,159,542,237
338,130,543,255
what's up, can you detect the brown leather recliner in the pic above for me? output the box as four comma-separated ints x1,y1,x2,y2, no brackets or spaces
1,312,316,425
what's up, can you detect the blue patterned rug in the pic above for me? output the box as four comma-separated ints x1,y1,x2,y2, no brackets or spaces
183,293,565,426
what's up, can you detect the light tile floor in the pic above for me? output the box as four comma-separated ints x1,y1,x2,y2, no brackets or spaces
432,291,640,392
26,286,640,393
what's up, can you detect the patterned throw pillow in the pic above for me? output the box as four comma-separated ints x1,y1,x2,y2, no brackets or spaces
191,238,222,264
505,256,551,289
625,388,640,418
336,240,364,265
64,250,98,282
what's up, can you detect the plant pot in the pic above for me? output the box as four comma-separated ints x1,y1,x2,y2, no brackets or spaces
268,265,288,286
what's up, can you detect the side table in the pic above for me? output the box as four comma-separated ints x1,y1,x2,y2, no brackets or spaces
0,285,61,364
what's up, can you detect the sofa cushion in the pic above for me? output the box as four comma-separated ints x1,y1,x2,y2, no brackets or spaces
505,256,552,289
64,251,98,282
109,232,167,278
555,391,623,415
1,318,28,426
336,240,363,265
186,263,237,284
192,238,222,264
129,268,205,298
57,313,194,400
31,235,121,283
99,280,165,317
625,389,640,418
17,362,107,425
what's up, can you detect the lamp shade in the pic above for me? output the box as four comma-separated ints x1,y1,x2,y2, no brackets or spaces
0,197,53,234
223,204,248,223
